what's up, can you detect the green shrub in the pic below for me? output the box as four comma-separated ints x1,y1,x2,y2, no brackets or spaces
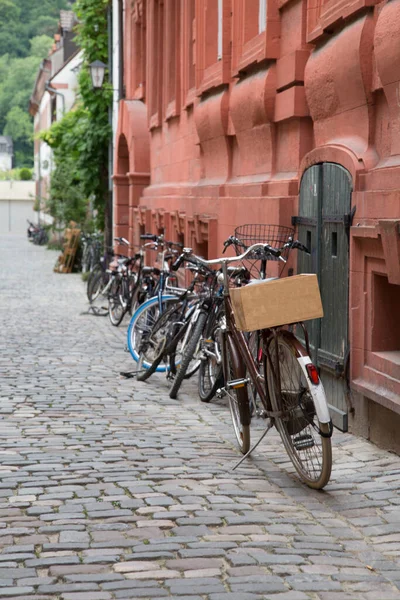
19,167,32,180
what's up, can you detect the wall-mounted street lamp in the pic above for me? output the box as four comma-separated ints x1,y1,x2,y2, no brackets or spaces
89,60,107,88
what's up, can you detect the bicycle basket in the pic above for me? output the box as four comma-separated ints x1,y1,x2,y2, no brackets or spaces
233,224,294,279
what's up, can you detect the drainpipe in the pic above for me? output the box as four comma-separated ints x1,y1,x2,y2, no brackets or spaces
45,83,66,116
107,4,113,250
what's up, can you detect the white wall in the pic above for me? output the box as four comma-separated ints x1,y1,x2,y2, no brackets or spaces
0,181,36,233
0,153,12,171
51,50,83,119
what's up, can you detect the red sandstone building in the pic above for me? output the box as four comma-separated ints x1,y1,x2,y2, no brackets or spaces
113,0,400,450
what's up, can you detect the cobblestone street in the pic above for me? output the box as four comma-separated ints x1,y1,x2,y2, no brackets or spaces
1,233,400,600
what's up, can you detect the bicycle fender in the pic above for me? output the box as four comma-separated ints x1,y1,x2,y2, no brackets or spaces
297,356,331,424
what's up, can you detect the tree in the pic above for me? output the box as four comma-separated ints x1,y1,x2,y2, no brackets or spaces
0,0,70,166
30,34,53,59
0,0,19,22
4,106,33,167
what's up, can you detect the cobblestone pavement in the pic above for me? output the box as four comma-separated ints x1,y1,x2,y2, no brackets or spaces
1,233,400,600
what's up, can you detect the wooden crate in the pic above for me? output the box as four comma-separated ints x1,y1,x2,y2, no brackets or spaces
54,223,81,274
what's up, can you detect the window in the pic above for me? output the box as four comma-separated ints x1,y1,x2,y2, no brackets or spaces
164,0,180,117
231,0,279,75
196,0,231,93
148,0,164,127
217,0,223,60
259,0,266,33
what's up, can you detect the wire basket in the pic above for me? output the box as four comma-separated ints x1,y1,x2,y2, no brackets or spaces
233,224,295,280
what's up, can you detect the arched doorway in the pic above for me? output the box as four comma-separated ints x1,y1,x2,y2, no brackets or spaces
294,162,354,431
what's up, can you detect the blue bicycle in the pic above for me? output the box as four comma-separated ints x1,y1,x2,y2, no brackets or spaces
127,233,183,371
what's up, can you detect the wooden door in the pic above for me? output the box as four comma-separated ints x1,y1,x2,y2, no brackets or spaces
294,163,353,431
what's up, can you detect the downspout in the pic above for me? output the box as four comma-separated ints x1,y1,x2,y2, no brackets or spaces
45,83,66,116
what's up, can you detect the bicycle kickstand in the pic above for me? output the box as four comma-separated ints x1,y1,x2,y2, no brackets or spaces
231,419,274,471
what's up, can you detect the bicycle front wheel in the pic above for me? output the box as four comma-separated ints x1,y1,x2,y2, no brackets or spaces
198,312,224,403
266,332,332,489
108,278,126,326
127,296,178,371
88,270,110,315
169,312,207,400
136,301,182,382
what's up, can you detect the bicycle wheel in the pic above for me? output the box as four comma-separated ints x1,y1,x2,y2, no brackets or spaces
224,334,251,454
177,312,203,380
266,332,332,489
108,278,126,326
88,271,110,315
247,330,264,417
86,265,101,300
81,244,90,273
127,296,178,371
136,301,182,382
198,313,224,403
169,311,207,399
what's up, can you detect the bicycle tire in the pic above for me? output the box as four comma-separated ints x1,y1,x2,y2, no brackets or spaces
86,265,101,300
88,271,108,303
266,332,332,489
108,278,126,326
82,243,91,273
127,295,178,371
198,314,224,403
169,311,208,399
224,334,251,454
136,301,183,382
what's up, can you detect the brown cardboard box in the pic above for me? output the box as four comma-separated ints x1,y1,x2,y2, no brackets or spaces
229,274,324,332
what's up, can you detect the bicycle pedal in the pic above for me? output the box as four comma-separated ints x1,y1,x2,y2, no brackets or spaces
216,387,227,399
293,434,314,450
226,378,249,390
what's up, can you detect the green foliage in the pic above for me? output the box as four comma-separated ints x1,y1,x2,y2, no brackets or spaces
30,34,53,59
7,103,35,167
0,0,68,58
0,0,20,23
0,55,43,166
0,1,67,167
41,0,112,233
0,167,33,180
4,106,32,141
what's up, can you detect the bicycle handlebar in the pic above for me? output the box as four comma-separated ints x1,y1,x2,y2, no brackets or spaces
140,233,184,249
114,237,130,246
180,243,287,269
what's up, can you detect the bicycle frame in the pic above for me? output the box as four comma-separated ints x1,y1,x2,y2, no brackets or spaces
220,290,275,420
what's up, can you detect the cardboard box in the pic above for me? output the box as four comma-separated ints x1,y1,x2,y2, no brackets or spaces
229,274,323,332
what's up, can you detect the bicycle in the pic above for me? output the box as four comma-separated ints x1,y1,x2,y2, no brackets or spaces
126,234,183,371
174,240,333,490
108,238,145,326
135,263,210,383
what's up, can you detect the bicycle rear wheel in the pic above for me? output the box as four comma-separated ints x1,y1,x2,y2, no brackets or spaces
266,332,332,489
224,334,250,454
198,312,224,403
